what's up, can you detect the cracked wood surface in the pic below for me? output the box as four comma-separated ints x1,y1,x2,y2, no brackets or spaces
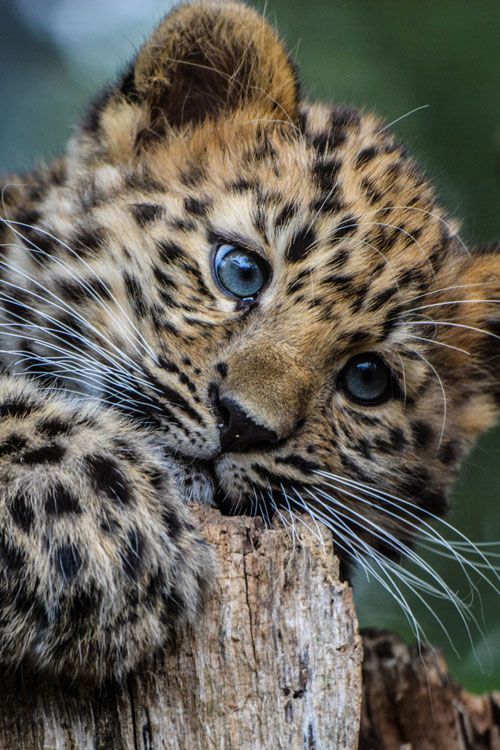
0,507,362,750
360,630,500,750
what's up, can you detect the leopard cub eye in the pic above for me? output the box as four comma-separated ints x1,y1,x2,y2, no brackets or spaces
213,243,270,300
339,353,392,405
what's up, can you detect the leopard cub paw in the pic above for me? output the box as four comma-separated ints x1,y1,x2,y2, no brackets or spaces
0,377,216,682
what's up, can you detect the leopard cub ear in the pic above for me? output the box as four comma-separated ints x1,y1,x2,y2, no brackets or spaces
434,248,500,436
83,1,299,150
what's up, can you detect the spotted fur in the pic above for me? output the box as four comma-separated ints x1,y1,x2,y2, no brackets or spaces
0,1,498,681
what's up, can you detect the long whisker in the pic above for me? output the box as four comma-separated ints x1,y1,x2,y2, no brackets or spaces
302,487,479,657
376,104,430,134
292,489,426,642
315,469,500,589
0,246,153,382
3,219,159,364
408,299,500,314
311,480,489,639
0,314,155,402
0,299,157,404
405,333,471,356
404,320,500,344
0,259,162,394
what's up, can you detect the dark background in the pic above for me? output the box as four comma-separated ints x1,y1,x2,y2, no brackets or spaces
0,0,498,691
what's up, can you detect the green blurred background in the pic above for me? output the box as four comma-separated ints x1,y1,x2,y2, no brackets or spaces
0,0,498,691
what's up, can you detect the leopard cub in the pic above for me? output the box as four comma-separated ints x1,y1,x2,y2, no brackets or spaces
0,1,498,681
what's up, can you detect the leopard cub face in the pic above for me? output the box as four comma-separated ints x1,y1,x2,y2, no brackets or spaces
3,1,499,568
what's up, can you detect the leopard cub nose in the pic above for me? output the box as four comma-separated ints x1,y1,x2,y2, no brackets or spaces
216,395,279,454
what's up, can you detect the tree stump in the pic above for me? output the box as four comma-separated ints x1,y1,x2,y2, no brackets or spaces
360,629,500,750
0,507,362,749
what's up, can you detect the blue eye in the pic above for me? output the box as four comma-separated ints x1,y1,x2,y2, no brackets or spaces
213,243,269,300
340,354,392,405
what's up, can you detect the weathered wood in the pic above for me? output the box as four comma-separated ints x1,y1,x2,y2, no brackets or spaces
360,629,500,750
0,507,362,750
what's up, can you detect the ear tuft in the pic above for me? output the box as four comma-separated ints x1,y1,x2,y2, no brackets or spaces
126,1,299,131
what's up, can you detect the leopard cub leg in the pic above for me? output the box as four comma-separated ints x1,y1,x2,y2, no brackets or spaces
0,376,215,682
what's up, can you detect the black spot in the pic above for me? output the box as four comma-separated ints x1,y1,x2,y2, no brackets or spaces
157,355,180,375
340,329,371,347
147,468,165,492
9,578,48,625
216,361,228,379
286,226,316,263
361,177,383,205
274,202,297,229
14,208,41,230
161,505,182,540
310,191,345,215
0,400,35,419
157,240,185,264
9,492,34,533
275,455,320,473
355,146,378,169
122,528,143,579
412,420,433,449
45,483,82,515
84,454,131,505
168,217,197,232
0,434,28,458
184,196,210,216
55,544,83,581
0,534,25,571
367,286,399,312
123,272,147,318
38,417,73,437
438,441,459,465
329,105,360,135
130,203,164,226
179,371,197,393
68,584,102,620
324,273,354,294
153,265,176,289
2,289,36,322
55,279,90,305
313,158,341,192
333,215,359,239
381,306,403,338
20,443,66,464
398,268,427,290
389,427,407,452
228,178,257,193
72,227,105,258
101,515,120,535
53,315,88,356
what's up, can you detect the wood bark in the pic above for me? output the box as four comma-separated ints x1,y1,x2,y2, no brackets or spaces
360,629,500,750
0,507,362,750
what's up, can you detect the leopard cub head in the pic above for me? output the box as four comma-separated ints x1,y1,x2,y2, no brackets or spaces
8,1,499,564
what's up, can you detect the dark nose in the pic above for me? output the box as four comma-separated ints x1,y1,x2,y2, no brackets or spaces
217,396,280,454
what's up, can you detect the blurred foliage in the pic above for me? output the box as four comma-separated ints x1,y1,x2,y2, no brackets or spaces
0,0,498,691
